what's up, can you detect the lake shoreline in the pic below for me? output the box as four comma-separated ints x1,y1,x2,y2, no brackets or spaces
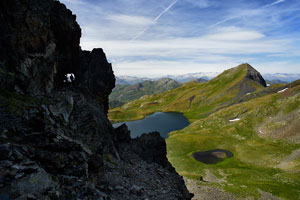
113,112,190,138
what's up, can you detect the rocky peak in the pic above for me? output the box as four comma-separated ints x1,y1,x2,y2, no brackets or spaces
243,63,267,87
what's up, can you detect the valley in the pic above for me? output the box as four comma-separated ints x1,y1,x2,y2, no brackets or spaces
109,64,300,199
2,0,300,199
110,78,181,108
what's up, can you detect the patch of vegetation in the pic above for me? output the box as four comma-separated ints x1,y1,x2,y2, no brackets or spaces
105,153,119,166
0,88,43,115
108,64,300,199
109,64,264,123
166,86,300,199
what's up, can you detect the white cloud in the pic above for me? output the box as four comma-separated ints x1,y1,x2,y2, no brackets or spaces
205,28,265,41
252,61,300,74
112,60,234,77
106,14,154,26
60,0,300,76
83,30,287,58
113,60,300,77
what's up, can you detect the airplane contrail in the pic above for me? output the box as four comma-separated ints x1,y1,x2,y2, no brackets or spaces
263,0,285,8
207,17,235,29
154,0,178,22
132,0,178,40
207,0,285,29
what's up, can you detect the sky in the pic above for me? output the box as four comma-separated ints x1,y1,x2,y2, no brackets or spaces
60,0,300,77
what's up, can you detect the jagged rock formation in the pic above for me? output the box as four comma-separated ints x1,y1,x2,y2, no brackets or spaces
245,64,267,87
0,0,192,199
0,0,81,95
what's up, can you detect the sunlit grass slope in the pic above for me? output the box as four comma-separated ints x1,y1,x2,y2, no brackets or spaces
109,63,265,123
108,63,300,199
167,83,300,199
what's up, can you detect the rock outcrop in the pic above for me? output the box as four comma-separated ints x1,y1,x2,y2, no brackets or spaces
245,63,267,87
0,0,191,199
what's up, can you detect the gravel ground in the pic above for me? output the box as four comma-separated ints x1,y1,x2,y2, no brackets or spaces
183,177,283,200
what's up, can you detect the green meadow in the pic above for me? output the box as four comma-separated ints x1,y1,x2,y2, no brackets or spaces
109,64,300,199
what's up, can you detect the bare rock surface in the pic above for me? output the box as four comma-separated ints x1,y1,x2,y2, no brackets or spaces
245,64,267,87
184,177,282,200
0,0,191,199
184,177,236,200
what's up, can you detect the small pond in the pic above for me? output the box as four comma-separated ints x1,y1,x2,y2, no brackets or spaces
113,112,190,138
191,149,234,164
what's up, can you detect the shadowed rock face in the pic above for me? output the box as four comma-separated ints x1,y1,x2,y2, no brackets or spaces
0,0,115,108
224,63,267,101
0,0,191,199
0,0,81,95
79,49,115,113
245,64,267,87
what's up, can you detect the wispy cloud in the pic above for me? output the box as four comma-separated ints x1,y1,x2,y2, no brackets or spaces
107,15,154,26
183,0,211,8
206,0,287,30
204,28,265,41
60,0,300,75
82,27,290,65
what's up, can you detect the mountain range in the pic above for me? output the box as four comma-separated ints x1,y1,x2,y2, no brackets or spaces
109,63,300,199
116,72,300,85
110,78,181,108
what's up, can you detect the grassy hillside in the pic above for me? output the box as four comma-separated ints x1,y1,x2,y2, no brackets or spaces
109,78,181,108
109,63,300,199
109,64,266,123
167,83,300,199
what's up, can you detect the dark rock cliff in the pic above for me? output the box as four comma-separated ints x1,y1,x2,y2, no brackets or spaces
0,0,192,199
245,63,267,87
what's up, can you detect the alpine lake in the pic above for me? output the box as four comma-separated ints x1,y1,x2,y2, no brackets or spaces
113,112,190,138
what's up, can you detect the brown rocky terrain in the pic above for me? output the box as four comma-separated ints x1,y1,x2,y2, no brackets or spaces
0,0,192,199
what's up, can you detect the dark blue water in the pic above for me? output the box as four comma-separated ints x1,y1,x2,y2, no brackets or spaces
113,112,190,138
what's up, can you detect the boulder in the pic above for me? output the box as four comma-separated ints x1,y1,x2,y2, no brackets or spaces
132,132,175,172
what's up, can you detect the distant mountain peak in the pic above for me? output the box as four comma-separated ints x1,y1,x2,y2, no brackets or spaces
243,63,267,87
224,63,267,87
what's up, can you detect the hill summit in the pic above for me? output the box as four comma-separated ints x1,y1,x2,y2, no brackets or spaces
109,63,300,199
109,63,267,122
213,63,266,86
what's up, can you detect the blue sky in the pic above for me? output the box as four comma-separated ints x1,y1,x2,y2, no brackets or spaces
60,0,300,77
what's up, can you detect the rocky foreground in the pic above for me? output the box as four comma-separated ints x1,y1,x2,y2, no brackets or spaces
0,0,192,199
